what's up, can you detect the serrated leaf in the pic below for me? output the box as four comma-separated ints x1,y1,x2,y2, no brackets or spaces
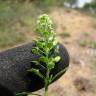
54,56,61,62
27,68,44,79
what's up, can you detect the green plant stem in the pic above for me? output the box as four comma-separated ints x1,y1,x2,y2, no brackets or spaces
44,88,48,96
44,69,50,96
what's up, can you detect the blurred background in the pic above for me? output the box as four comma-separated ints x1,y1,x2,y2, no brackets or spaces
0,0,96,96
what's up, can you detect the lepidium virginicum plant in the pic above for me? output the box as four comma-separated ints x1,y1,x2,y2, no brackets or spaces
28,14,61,96
16,14,67,96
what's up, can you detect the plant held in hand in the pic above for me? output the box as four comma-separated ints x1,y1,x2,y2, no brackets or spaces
28,14,65,96
16,14,68,96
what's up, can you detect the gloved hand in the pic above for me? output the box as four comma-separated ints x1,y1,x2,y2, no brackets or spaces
0,42,69,96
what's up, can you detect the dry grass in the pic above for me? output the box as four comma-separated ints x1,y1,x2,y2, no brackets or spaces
0,1,41,51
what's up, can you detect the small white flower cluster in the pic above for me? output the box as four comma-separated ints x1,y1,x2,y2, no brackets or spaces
36,14,54,37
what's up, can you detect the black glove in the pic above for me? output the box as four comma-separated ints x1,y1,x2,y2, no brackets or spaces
0,43,69,96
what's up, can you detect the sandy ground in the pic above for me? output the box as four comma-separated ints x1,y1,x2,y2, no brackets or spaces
47,8,96,96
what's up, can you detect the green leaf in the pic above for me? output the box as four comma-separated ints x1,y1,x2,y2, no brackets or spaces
36,41,44,48
45,48,50,54
39,56,48,63
54,56,61,62
51,67,68,82
48,61,55,69
31,61,46,69
32,48,39,55
31,61,39,65
49,75,53,84
47,42,53,49
27,68,44,79
43,31,49,36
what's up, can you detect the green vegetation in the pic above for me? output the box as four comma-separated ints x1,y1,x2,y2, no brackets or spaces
29,14,63,96
0,30,25,48
0,0,67,50
83,0,96,13
84,0,96,9
79,40,87,47
83,32,91,36
30,0,64,8
0,1,42,49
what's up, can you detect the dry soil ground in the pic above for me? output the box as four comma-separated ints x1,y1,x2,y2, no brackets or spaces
47,8,96,96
